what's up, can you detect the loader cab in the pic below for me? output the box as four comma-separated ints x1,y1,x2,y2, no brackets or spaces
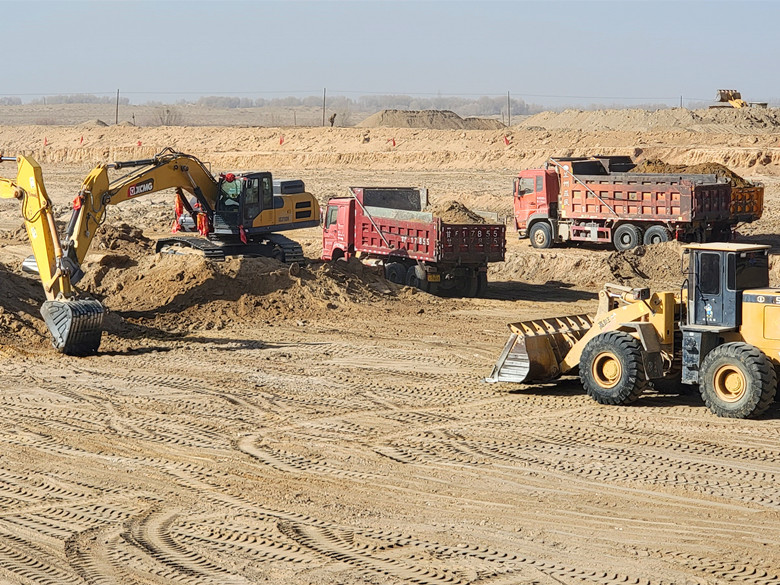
685,243,770,329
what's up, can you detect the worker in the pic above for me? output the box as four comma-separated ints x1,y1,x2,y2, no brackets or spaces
329,113,336,127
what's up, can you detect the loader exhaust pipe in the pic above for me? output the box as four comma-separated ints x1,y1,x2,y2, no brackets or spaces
40,299,105,356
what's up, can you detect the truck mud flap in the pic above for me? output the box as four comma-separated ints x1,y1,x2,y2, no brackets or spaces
486,314,593,384
40,299,104,356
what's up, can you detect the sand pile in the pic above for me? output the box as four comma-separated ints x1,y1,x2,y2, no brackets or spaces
92,222,156,257
428,200,486,224
491,241,686,290
358,109,504,130
80,252,400,332
0,262,50,349
518,107,780,134
631,159,751,187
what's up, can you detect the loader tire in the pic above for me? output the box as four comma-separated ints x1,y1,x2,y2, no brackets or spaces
699,342,777,418
580,331,649,405
613,224,643,251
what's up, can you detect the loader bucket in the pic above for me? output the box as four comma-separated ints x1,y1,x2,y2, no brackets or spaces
40,299,104,356
486,314,594,384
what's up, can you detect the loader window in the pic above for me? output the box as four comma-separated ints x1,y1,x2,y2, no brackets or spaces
728,252,769,290
699,253,721,295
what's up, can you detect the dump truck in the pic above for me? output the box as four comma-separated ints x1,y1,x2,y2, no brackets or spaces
488,242,778,419
321,187,506,296
514,156,761,251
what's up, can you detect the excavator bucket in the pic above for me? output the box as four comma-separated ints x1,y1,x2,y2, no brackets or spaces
40,299,104,356
486,314,594,384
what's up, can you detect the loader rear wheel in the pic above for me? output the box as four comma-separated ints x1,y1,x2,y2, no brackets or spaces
613,224,643,251
699,343,777,418
580,331,648,405
529,222,553,249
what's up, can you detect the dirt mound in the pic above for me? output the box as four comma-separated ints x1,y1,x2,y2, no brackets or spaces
77,119,108,127
358,109,504,130
605,241,685,288
428,200,486,224
80,253,402,332
92,222,156,259
0,262,50,349
631,159,751,187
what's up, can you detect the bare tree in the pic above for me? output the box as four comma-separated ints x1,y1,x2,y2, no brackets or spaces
154,106,183,126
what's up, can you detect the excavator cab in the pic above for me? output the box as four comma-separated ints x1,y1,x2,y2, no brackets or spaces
213,172,273,235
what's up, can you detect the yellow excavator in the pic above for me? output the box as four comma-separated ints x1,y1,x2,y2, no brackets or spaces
1,149,319,355
488,243,779,418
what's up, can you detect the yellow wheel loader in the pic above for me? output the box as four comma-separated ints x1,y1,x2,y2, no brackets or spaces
1,149,319,355
488,243,779,419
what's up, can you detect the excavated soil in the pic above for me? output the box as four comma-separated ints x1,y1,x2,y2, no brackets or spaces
427,199,486,224
0,112,779,585
631,158,753,187
358,109,505,130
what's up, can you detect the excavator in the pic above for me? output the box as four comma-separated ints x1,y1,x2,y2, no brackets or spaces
488,243,779,419
1,149,320,355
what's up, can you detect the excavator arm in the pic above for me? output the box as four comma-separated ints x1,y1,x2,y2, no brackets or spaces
65,147,221,272
1,155,103,355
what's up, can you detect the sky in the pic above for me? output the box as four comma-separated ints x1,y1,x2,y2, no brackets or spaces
3,0,779,107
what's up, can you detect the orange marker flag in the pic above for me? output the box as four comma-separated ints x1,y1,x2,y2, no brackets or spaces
79,136,84,145
387,138,396,147
43,137,48,146
137,140,142,146
279,135,285,145
503,135,510,145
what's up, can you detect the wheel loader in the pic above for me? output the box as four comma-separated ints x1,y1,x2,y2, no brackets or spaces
488,243,778,419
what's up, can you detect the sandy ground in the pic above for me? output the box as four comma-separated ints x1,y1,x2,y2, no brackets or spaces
0,111,779,584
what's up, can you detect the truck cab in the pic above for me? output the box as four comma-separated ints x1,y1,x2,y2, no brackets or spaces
321,197,355,261
513,169,559,244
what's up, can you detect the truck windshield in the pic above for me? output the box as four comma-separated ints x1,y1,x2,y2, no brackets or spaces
517,177,534,195
728,252,769,290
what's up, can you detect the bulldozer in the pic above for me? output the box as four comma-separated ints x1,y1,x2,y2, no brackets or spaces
488,243,779,419
1,149,319,355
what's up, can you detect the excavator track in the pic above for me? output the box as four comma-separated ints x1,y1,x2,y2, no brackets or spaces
155,234,305,264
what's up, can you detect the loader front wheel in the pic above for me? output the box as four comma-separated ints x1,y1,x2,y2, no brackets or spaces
580,332,648,405
699,343,777,418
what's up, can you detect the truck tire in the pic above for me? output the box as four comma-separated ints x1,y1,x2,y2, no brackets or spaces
405,265,421,289
643,225,671,246
613,224,643,251
699,342,777,418
385,262,406,284
476,272,488,297
464,275,479,297
529,222,553,249
580,331,649,405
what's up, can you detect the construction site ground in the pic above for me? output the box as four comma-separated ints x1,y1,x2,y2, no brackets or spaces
0,111,779,584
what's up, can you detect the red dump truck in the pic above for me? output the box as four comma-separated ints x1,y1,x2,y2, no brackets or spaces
322,187,506,296
514,156,761,250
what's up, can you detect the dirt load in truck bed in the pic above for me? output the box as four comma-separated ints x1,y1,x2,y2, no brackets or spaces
631,158,752,187
427,199,487,224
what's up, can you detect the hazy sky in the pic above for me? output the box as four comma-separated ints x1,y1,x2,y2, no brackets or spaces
4,0,779,107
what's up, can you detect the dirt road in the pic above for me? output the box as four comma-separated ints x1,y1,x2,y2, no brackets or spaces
0,121,779,584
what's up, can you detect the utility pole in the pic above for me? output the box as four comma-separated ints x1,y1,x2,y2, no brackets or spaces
115,89,120,124
322,88,326,126
680,95,683,108
507,91,511,127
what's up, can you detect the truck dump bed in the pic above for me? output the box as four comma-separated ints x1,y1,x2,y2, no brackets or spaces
558,171,731,224
350,187,505,263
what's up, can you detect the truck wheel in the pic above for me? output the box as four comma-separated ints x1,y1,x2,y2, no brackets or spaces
476,273,488,297
405,265,420,289
699,343,777,418
643,225,671,246
385,262,406,284
613,224,643,251
464,275,479,297
529,222,553,249
580,331,649,405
